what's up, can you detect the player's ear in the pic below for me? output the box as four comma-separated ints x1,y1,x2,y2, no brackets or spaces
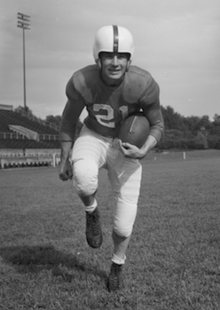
126,59,131,72
96,59,102,69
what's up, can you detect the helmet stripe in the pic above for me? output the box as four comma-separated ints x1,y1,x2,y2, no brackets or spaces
113,25,119,53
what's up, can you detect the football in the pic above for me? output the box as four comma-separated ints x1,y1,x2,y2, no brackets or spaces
118,112,150,148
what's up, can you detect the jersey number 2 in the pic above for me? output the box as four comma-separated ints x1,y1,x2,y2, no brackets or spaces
93,104,128,128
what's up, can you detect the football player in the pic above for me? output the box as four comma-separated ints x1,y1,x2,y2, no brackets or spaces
59,25,164,291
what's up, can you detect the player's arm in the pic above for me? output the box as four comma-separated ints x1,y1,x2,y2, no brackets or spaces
141,78,164,152
59,79,85,180
120,80,164,159
119,103,163,159
137,134,158,157
140,98,164,154
119,134,157,159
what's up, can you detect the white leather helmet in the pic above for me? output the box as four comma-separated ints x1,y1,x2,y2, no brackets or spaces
93,25,134,61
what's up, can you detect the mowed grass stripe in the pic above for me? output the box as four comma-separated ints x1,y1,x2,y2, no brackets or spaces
0,152,220,309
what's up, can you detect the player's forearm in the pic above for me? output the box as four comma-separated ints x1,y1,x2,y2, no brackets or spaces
140,135,157,156
59,130,74,162
149,120,164,142
120,134,157,159
60,140,73,162
59,105,77,161
142,99,164,142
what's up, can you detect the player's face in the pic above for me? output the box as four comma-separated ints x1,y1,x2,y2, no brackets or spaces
99,52,131,86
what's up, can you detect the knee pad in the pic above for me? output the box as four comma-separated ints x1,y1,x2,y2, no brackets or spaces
113,219,133,238
73,159,98,197
113,198,137,238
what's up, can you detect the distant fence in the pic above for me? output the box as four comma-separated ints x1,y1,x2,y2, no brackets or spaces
146,149,220,161
0,153,61,169
0,132,59,141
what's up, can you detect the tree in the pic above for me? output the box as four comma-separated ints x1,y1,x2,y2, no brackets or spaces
14,105,34,118
161,106,184,130
209,114,220,136
196,132,208,149
45,115,62,128
213,114,220,123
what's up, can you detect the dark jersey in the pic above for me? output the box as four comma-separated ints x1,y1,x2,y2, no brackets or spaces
60,65,164,141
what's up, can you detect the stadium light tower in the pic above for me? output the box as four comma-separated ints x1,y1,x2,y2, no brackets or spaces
17,12,31,111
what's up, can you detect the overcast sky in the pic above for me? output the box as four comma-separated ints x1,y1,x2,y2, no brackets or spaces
0,0,219,120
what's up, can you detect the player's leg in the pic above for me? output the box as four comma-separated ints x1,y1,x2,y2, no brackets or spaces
107,150,142,290
72,125,108,248
113,161,142,260
72,126,107,203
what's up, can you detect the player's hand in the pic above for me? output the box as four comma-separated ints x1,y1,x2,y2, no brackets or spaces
59,159,73,181
119,140,146,159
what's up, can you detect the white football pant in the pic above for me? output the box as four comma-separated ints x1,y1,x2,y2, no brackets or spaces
71,125,142,238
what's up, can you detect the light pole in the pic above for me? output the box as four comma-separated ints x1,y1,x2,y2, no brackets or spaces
17,12,31,111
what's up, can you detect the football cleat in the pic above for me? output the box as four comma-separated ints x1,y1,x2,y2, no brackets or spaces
86,207,103,248
107,262,123,292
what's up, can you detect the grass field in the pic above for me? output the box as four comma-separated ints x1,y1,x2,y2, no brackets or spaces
0,151,220,310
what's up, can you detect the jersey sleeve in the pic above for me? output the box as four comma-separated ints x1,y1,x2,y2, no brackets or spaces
59,76,85,141
140,76,164,142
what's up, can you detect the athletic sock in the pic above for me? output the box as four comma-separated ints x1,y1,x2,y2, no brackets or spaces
111,254,126,265
85,199,98,213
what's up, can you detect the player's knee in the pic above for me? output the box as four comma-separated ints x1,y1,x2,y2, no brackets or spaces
73,159,98,196
113,221,133,238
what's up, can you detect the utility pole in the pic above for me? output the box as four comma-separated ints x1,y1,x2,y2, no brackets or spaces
17,12,31,112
